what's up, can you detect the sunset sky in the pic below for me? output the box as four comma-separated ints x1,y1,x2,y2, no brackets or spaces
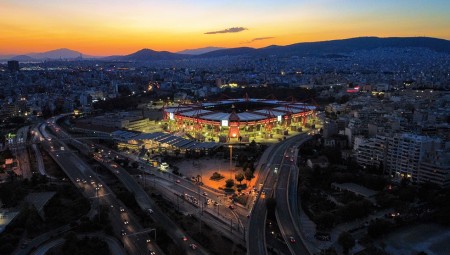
1,0,449,56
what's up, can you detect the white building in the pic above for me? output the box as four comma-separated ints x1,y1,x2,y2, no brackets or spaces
356,133,445,186
386,133,441,182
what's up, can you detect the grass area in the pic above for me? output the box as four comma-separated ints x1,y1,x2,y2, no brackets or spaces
233,193,249,206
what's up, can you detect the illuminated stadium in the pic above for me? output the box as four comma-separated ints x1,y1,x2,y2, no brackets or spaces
163,98,317,143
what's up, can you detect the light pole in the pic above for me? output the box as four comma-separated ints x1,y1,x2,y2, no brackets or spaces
229,145,233,179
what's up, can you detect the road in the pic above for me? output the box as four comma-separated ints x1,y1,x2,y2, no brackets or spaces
141,174,247,245
36,118,152,255
30,234,126,255
247,134,309,255
96,146,249,247
275,135,315,255
275,135,313,255
13,126,32,178
95,150,209,255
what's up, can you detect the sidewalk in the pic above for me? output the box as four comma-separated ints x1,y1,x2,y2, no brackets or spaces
174,158,232,190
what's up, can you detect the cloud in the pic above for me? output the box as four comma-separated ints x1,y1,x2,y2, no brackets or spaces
250,37,274,42
241,36,275,44
205,27,248,35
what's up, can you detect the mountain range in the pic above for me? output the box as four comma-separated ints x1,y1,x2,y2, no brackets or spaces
3,36,450,62
2,48,96,61
177,47,227,55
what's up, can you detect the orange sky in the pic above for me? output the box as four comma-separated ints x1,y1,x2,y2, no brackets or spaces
1,0,449,56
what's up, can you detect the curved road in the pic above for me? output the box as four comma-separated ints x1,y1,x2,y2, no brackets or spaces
247,134,309,255
31,234,126,255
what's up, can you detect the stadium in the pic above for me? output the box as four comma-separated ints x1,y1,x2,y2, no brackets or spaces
163,98,317,143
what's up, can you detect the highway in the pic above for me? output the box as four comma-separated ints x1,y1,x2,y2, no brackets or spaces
13,126,32,178
95,144,249,244
247,134,309,255
48,115,211,254
274,135,313,255
30,234,126,255
36,118,153,255
95,150,209,255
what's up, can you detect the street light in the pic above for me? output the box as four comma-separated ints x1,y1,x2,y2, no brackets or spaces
229,145,233,179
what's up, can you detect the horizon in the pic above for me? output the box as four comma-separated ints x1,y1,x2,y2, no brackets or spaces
1,35,449,58
1,0,450,56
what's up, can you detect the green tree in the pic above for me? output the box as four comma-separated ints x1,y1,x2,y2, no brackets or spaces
315,212,335,230
244,169,253,182
338,231,355,255
225,179,235,188
368,219,393,238
235,172,245,185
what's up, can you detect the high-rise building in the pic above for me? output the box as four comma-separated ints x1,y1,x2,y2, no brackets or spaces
356,135,386,169
7,60,20,72
418,150,450,188
385,133,441,182
356,133,444,186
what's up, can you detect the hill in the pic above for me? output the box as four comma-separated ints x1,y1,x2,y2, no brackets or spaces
198,37,450,58
177,47,226,55
108,49,188,61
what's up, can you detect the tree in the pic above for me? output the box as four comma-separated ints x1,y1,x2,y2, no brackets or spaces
338,232,355,255
368,219,393,238
235,172,244,185
315,212,335,230
244,169,253,182
225,179,235,188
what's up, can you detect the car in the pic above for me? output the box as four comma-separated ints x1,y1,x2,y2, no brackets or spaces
189,244,197,250
214,201,219,206
314,233,331,241
147,208,153,214
120,207,125,212
124,220,129,225
159,162,169,171
146,239,152,243
82,179,87,184
182,236,188,241
228,205,235,210
95,187,100,190
289,236,296,243
90,180,95,185
76,178,80,182
98,183,103,188
176,180,180,184
149,251,156,255
202,192,208,196
121,229,127,236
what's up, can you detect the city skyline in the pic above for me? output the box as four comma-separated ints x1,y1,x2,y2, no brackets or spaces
1,0,450,56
